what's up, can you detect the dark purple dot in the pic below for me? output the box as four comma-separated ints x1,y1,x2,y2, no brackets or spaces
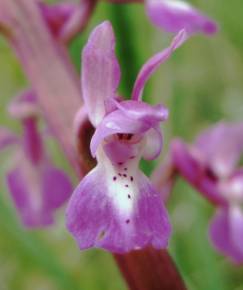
113,176,117,181
125,185,129,188
126,219,130,224
118,173,122,176
127,134,133,140
118,162,123,166
129,156,135,160
128,194,131,199
118,133,124,140
130,176,134,182
123,174,127,177
124,168,128,171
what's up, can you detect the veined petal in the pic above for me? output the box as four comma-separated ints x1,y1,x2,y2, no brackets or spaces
0,127,18,150
171,139,227,206
195,122,243,178
82,21,121,127
66,158,171,253
132,29,187,100
209,209,243,264
146,0,218,36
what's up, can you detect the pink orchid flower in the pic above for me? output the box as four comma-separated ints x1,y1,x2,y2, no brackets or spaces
66,21,188,253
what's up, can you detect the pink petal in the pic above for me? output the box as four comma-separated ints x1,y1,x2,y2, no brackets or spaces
6,156,72,228
82,21,121,127
22,117,44,165
39,1,95,44
8,90,39,119
143,126,163,160
66,164,171,253
7,165,54,227
113,99,169,123
209,209,243,264
146,0,218,36
132,29,188,100
229,206,243,257
38,2,76,39
196,122,243,178
0,127,18,150
171,139,227,206
42,166,72,209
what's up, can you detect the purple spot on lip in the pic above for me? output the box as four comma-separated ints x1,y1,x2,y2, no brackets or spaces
118,173,122,176
130,176,134,182
126,219,130,224
113,176,117,181
125,185,129,188
118,162,123,165
124,168,128,171
123,174,127,177
128,194,131,199
129,156,135,160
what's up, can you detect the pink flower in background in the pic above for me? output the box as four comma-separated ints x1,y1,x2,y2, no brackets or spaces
66,21,187,253
38,0,96,43
172,122,243,263
0,91,72,228
146,0,218,36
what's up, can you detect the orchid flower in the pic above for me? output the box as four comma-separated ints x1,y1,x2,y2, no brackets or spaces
0,91,72,228
66,21,187,253
38,0,96,44
172,122,243,263
145,0,218,36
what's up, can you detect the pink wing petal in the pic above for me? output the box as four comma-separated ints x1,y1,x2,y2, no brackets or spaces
132,29,187,101
146,0,218,36
82,21,121,127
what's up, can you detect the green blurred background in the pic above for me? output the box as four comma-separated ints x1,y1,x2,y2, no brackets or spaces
0,1,243,289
